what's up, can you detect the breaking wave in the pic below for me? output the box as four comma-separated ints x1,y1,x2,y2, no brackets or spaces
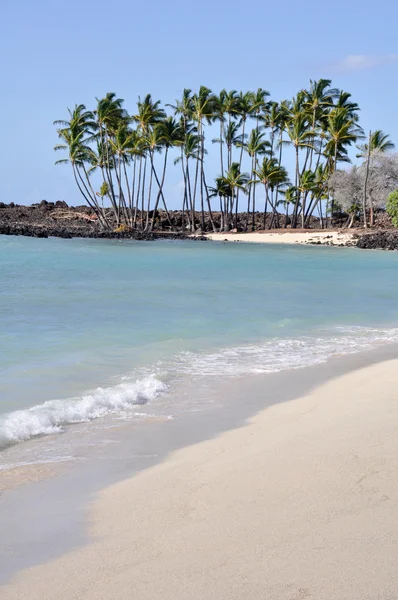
0,375,167,447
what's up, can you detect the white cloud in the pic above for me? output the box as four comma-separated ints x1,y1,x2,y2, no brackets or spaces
332,54,398,72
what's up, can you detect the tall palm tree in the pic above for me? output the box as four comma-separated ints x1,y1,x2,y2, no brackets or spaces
191,86,215,230
175,132,201,231
302,79,337,169
261,101,282,158
149,117,183,230
325,107,363,225
238,129,271,230
213,89,228,175
213,121,244,170
282,111,314,227
94,93,128,223
356,130,395,227
54,105,110,227
109,122,138,225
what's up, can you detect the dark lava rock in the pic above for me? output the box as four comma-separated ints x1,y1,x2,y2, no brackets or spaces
55,200,68,209
357,231,398,250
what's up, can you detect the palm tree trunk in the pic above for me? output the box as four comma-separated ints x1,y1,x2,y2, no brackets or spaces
73,165,107,228
80,164,110,227
130,157,137,227
252,170,257,231
219,120,224,174
246,179,252,232
363,131,371,229
329,142,339,228
202,169,216,232
134,156,143,228
292,146,300,228
275,130,284,208
145,156,154,230
150,148,174,231
185,157,195,232
102,129,119,224
263,183,269,230
141,155,148,230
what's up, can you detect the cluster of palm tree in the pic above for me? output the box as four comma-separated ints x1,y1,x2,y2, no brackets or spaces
55,80,385,232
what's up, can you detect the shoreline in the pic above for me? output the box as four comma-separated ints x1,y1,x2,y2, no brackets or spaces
204,230,358,246
1,341,398,595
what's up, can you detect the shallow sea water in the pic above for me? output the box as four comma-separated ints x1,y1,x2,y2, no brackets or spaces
1,235,398,465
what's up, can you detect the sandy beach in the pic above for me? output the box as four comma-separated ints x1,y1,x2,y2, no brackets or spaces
2,358,398,600
205,230,357,245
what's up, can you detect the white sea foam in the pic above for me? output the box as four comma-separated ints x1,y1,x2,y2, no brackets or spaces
0,375,167,447
167,326,398,378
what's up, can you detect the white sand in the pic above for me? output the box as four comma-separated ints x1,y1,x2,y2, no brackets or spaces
2,360,398,600
205,230,357,245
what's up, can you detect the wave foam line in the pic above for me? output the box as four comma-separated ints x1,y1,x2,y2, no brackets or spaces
0,375,167,447
170,327,398,377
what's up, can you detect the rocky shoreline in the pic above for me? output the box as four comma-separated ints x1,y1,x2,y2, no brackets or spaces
1,202,398,250
0,222,192,242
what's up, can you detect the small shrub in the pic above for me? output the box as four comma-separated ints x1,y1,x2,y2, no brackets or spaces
114,224,131,233
386,190,398,227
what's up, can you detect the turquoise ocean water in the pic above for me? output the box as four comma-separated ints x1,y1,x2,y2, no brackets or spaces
1,235,398,463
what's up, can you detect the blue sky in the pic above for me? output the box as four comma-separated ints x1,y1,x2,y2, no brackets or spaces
1,0,398,208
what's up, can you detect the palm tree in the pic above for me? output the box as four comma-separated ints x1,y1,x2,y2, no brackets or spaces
208,177,230,232
304,163,329,228
277,186,299,228
213,90,228,175
109,122,138,225
175,132,201,231
223,90,241,126
335,91,360,120
94,93,128,224
167,89,193,133
325,107,363,225
357,130,395,227
149,117,182,231
297,170,316,228
54,105,109,227
238,129,271,230
213,121,244,170
191,86,215,230
216,163,249,231
254,158,289,229
261,101,282,158
356,130,395,157
302,79,337,169
250,88,270,131
132,95,166,228
282,111,315,227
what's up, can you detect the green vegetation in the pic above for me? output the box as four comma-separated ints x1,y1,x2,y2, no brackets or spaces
386,191,398,227
54,81,395,232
